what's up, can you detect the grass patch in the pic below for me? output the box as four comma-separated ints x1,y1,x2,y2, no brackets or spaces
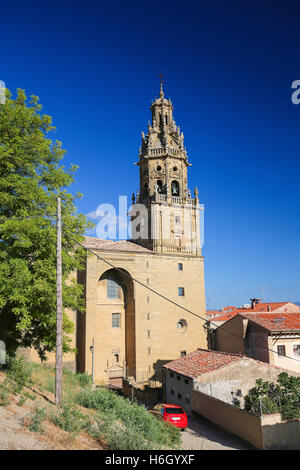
28,405,46,433
76,387,181,450
0,356,33,406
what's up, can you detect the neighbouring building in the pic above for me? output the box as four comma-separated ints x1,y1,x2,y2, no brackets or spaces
207,301,300,330
211,312,300,374
162,348,300,415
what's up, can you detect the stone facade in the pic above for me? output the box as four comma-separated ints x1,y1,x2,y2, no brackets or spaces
76,85,206,384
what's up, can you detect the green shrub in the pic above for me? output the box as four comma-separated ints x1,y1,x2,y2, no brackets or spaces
29,405,46,433
243,373,300,420
76,373,92,387
76,388,181,449
0,381,11,406
49,402,88,434
6,356,33,394
0,357,33,405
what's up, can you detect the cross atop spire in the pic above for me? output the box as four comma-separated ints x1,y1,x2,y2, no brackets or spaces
159,73,165,98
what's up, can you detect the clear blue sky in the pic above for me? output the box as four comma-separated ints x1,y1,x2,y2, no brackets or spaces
2,0,300,308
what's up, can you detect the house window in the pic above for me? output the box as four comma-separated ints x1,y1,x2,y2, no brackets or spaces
181,351,186,357
176,375,181,381
177,393,182,400
112,313,120,328
277,345,286,356
178,263,183,271
293,345,300,357
107,279,120,299
175,216,181,224
184,378,189,385
114,353,119,363
170,372,174,378
185,397,190,405
170,389,174,396
178,287,185,296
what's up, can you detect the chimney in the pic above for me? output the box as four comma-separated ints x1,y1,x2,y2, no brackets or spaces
267,305,271,312
250,298,262,309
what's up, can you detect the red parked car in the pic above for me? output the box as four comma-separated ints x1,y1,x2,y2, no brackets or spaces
150,403,188,430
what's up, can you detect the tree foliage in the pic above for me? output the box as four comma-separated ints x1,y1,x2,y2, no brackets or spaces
243,372,300,420
0,88,92,358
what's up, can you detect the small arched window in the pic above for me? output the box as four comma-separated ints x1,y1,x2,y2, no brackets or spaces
156,180,163,193
171,180,180,196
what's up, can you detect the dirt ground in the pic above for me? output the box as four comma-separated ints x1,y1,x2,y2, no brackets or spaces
0,371,102,450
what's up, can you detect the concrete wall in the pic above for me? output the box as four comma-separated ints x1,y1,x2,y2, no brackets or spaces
192,389,262,448
261,414,300,450
193,389,300,449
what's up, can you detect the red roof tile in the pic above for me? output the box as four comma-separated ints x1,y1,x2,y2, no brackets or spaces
210,302,300,324
240,312,300,332
163,348,242,379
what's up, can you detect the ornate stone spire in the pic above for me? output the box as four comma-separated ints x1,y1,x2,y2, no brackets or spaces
159,82,164,99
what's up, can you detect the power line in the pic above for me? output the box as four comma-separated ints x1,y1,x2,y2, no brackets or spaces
72,237,300,366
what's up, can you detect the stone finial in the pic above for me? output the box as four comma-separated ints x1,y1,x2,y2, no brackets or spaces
159,82,164,99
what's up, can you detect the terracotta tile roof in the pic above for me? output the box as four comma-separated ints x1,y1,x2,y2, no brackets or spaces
222,306,236,312
240,312,300,332
206,306,236,319
83,236,152,253
209,311,239,322
163,348,242,379
209,302,300,324
243,302,291,313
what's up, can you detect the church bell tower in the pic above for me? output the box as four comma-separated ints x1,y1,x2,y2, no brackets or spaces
132,83,203,256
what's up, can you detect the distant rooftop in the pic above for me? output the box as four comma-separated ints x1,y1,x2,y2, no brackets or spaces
209,302,300,324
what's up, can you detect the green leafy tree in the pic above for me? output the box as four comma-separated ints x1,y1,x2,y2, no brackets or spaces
0,88,92,359
243,373,300,420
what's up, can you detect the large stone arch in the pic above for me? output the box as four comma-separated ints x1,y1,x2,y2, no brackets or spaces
97,267,136,382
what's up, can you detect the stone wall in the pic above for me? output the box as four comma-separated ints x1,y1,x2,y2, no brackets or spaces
193,389,300,449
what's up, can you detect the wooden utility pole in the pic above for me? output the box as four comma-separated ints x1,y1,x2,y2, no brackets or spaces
55,196,63,407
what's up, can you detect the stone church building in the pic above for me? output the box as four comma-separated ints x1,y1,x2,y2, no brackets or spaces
76,84,206,385
20,85,207,386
